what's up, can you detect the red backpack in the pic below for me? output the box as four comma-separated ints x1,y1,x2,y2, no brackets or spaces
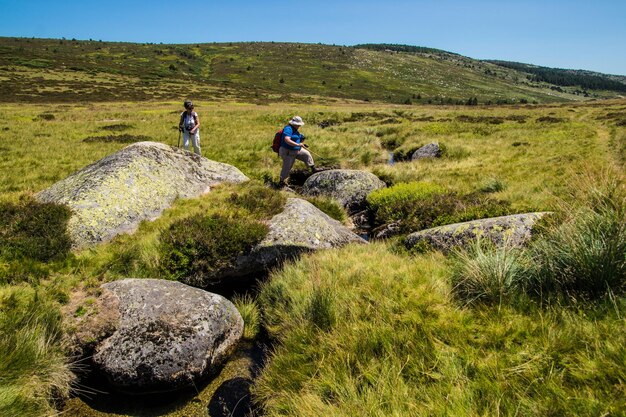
271,129,284,153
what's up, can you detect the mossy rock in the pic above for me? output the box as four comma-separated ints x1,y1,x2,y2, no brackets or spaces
411,142,441,160
37,142,248,248
405,212,550,252
194,198,366,287
67,279,243,393
301,169,386,213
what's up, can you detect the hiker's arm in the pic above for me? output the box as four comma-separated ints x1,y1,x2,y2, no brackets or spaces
283,135,301,147
190,114,200,134
178,114,184,131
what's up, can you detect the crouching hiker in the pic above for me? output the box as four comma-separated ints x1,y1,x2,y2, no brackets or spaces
178,100,202,155
279,116,320,187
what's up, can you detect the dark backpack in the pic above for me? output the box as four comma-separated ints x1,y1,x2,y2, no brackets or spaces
271,129,284,153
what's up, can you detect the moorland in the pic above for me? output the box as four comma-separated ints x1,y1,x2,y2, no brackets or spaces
0,38,625,417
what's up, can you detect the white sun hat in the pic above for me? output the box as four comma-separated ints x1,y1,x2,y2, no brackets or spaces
289,116,305,126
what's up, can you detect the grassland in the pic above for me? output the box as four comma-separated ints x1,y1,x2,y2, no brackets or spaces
1,37,624,105
0,97,625,416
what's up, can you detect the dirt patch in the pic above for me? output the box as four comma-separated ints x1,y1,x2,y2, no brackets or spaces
83,134,151,143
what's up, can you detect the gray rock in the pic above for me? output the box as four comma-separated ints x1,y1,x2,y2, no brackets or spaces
372,221,403,240
86,279,243,393
301,169,386,212
37,141,248,248
405,212,550,252
411,142,441,160
182,198,367,288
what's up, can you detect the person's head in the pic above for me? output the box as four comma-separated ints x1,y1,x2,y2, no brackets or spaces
183,100,194,112
289,116,305,129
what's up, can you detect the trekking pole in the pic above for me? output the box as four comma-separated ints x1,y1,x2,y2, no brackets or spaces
177,130,181,148
303,144,325,159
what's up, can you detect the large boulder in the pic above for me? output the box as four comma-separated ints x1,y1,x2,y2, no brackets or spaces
411,142,441,160
181,198,367,288
37,142,248,248
301,169,386,212
405,212,550,252
68,278,243,393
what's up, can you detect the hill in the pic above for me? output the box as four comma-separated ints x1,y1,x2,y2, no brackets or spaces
1,37,624,104
487,60,626,94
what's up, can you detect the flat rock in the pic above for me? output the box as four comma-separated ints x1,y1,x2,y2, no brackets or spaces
301,169,386,212
411,142,441,160
37,141,248,248
182,198,367,288
81,279,243,393
405,212,549,252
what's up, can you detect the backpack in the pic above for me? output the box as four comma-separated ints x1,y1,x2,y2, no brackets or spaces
271,129,284,153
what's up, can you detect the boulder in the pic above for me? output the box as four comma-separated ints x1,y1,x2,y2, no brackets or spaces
301,169,386,212
73,279,243,393
181,198,367,288
405,212,550,252
37,141,248,248
411,142,441,160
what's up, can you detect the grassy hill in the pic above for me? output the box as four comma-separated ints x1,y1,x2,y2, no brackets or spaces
1,37,624,104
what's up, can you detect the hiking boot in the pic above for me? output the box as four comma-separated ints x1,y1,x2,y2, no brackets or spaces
310,165,324,174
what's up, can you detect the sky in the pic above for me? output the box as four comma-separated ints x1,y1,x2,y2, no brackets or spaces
0,0,625,75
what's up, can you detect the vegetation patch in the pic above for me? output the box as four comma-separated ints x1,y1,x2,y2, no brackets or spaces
34,113,55,121
0,197,72,264
82,134,151,143
256,243,626,415
228,182,287,219
452,173,626,303
100,123,133,131
367,182,512,235
159,214,268,282
536,116,564,123
0,286,74,417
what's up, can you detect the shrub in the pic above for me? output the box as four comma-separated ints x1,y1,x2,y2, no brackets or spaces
228,183,287,219
367,182,447,223
0,197,72,263
431,194,512,227
305,196,347,223
159,214,268,282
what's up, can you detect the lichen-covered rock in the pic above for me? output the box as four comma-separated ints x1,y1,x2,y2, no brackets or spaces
37,141,248,248
184,198,366,287
405,212,550,252
411,142,441,160
301,169,386,212
84,279,243,393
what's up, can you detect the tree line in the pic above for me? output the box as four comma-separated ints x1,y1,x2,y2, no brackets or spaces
487,60,626,93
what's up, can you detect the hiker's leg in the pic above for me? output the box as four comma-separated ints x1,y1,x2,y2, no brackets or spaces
279,147,296,182
182,131,191,151
191,131,201,155
296,148,315,168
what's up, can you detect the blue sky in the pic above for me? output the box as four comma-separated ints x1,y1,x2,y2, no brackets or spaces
1,0,625,75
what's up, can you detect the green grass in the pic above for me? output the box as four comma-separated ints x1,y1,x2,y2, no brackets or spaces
0,98,624,416
0,286,74,417
256,243,626,416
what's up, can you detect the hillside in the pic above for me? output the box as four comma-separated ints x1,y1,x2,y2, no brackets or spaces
1,37,624,104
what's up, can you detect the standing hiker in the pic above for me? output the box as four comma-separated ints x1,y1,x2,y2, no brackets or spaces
279,116,320,187
178,100,201,155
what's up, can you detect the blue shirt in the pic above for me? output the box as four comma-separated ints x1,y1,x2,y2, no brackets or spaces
280,125,304,151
